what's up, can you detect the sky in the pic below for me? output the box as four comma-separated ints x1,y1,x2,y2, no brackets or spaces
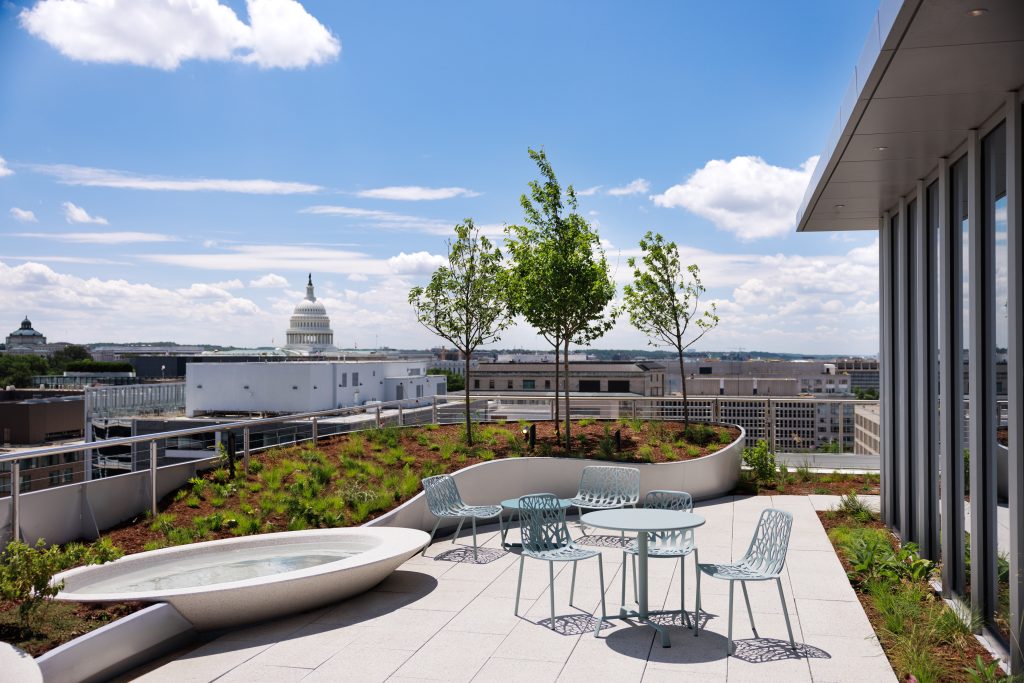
0,0,881,354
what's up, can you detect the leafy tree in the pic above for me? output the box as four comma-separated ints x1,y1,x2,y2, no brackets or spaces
0,354,50,389
623,231,719,429
409,219,511,446
48,344,92,372
505,149,617,449
433,368,465,392
853,387,879,401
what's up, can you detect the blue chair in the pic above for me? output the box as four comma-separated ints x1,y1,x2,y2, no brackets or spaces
514,494,608,637
421,474,502,562
621,490,697,628
695,508,796,655
569,465,640,535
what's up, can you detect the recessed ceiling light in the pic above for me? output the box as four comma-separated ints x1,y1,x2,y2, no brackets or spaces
875,146,888,151
835,204,846,209
967,8,988,16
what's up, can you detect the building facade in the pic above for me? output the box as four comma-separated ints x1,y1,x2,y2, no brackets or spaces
185,361,446,417
468,361,665,396
854,403,881,456
283,275,335,355
796,1,1023,667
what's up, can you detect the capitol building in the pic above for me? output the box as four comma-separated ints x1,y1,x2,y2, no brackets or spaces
282,274,336,355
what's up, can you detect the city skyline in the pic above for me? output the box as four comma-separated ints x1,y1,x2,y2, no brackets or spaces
0,0,879,353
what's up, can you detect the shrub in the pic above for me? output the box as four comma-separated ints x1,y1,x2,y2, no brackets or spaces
597,433,616,459
742,439,776,485
578,418,595,428
637,445,655,463
248,460,264,474
836,490,876,523
683,423,715,447
0,539,65,626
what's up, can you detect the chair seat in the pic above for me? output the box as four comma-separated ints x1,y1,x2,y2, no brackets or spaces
569,497,628,510
451,504,502,518
523,543,601,563
624,539,695,558
698,561,778,581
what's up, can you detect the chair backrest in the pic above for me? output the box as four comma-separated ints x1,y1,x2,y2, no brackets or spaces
643,490,693,512
421,474,464,516
643,490,694,549
740,508,793,576
518,494,571,553
575,465,640,506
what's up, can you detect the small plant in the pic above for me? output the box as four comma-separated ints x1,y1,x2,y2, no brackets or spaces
185,494,201,508
686,444,701,458
742,439,776,485
0,539,65,626
597,433,616,459
637,444,655,463
796,460,813,483
478,448,496,461
578,418,595,428
836,490,876,523
962,655,1004,683
683,423,715,447
211,468,230,484
248,460,264,474
538,441,554,457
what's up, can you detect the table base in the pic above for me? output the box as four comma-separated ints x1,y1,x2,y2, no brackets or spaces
603,607,694,648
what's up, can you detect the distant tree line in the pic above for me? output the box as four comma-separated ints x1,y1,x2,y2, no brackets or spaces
0,345,109,388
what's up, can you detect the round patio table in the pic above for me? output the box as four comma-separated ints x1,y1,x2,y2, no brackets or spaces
498,497,573,549
581,508,705,647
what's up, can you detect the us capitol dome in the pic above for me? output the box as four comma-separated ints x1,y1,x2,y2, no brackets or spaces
282,274,336,355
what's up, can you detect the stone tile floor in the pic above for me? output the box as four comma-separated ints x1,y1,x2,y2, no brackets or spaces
124,495,895,682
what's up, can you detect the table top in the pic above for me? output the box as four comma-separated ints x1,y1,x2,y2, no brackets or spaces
501,497,573,510
581,508,706,533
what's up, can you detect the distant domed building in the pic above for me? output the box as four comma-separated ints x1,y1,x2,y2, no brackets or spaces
283,274,336,355
5,316,47,351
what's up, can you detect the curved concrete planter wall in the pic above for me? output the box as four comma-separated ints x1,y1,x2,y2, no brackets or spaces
369,425,745,533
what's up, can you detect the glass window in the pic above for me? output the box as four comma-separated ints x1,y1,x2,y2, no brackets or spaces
507,380,513,390
488,379,495,389
352,372,359,386
522,379,535,390
340,373,347,387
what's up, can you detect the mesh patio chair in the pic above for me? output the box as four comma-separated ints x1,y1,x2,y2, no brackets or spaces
514,493,608,637
421,474,502,562
621,490,697,628
695,508,796,655
569,465,640,536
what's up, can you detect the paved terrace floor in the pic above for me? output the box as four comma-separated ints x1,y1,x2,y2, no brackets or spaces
124,495,894,683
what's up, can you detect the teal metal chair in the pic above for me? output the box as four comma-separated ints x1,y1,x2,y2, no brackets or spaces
421,474,502,562
514,493,608,637
621,490,697,628
569,465,640,535
695,508,796,655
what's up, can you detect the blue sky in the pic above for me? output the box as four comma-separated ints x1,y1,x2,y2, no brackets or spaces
0,0,880,353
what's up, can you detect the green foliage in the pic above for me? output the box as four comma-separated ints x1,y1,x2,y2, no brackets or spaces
683,423,715,447
248,460,263,474
854,387,879,400
836,490,876,522
597,431,616,459
637,444,655,462
962,655,1005,683
65,360,134,373
622,231,719,427
796,460,813,483
433,369,464,392
408,218,512,447
742,439,776,485
818,439,842,454
841,530,934,586
0,354,50,388
577,418,595,428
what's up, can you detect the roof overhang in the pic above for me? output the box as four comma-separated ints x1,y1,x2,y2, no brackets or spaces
796,0,1024,232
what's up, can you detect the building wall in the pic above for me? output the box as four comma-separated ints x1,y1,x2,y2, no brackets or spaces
854,404,881,456
0,396,84,444
185,361,445,416
467,362,664,396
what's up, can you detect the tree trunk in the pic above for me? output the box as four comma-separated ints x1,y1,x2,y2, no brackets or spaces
464,351,473,446
563,338,571,450
680,352,690,431
553,340,561,440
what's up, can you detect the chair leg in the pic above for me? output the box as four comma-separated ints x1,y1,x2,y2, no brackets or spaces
776,577,797,652
595,554,607,638
548,561,556,630
423,518,441,556
514,556,525,615
727,580,735,656
570,561,578,606
694,549,702,637
740,580,757,637
577,506,589,536
680,556,691,629
451,517,465,544
471,517,478,562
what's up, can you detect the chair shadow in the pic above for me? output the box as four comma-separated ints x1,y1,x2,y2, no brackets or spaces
533,612,613,635
730,637,831,663
574,534,630,548
431,546,508,564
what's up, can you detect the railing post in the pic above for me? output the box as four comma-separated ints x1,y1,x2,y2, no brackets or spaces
375,405,382,427
11,460,20,542
631,400,637,419
431,395,438,424
713,398,721,423
838,401,845,453
149,441,158,518
243,427,250,473
311,417,318,444
398,404,404,426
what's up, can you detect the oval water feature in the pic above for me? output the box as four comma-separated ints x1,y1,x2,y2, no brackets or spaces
53,527,429,630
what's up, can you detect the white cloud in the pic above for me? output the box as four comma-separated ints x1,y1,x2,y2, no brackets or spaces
607,178,650,196
62,201,108,225
387,251,446,275
301,205,493,236
34,164,322,194
652,155,818,240
10,207,37,222
20,0,339,71
0,255,129,265
15,231,176,244
249,273,289,288
0,157,13,177
355,186,480,201
348,273,368,282
141,244,395,276
576,185,602,197
0,259,268,344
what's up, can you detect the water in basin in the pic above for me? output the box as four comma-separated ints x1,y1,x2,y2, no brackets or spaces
77,542,359,593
